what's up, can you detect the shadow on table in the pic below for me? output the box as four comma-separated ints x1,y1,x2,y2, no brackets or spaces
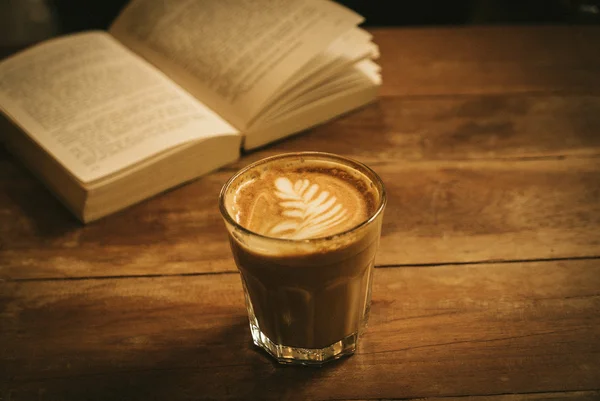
1,145,82,236
169,318,350,400
7,310,342,400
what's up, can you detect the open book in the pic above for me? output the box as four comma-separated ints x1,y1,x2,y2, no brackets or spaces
0,0,381,223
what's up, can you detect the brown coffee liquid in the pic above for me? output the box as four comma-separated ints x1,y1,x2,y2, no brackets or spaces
224,156,383,349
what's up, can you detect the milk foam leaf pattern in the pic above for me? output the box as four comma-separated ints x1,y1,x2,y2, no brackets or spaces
270,177,348,239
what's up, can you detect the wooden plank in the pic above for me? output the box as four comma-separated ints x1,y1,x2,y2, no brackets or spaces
2,154,599,279
232,94,600,168
2,260,599,400
372,26,600,97
375,157,600,265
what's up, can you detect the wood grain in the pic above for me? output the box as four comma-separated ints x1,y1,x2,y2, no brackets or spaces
232,94,600,168
353,391,600,401
372,26,600,97
3,94,600,279
2,154,599,279
2,260,599,400
1,27,600,401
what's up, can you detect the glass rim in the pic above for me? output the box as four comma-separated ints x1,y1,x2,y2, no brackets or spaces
218,151,387,243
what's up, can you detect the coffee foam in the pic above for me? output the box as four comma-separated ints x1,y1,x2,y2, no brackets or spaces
225,158,378,240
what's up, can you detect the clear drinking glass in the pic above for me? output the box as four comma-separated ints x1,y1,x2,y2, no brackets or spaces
219,152,386,365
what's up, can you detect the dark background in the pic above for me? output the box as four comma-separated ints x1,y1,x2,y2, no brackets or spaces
49,0,600,33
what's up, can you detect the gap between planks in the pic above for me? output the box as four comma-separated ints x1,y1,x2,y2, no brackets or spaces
322,388,600,401
5,255,600,284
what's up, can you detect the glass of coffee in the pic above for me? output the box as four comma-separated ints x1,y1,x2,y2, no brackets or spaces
219,152,386,365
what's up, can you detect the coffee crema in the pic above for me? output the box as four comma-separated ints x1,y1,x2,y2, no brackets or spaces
226,160,378,240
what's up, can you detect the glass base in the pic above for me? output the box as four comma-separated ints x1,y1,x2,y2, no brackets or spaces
248,319,357,366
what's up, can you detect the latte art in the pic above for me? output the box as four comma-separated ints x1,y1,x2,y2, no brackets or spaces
270,177,348,239
225,156,378,240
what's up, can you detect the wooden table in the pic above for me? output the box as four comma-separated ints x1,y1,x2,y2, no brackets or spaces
2,26,600,400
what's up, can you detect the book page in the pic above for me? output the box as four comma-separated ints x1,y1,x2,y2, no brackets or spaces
260,65,372,124
268,28,374,104
257,59,381,125
253,30,377,125
244,81,378,150
0,31,238,183
110,0,363,128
